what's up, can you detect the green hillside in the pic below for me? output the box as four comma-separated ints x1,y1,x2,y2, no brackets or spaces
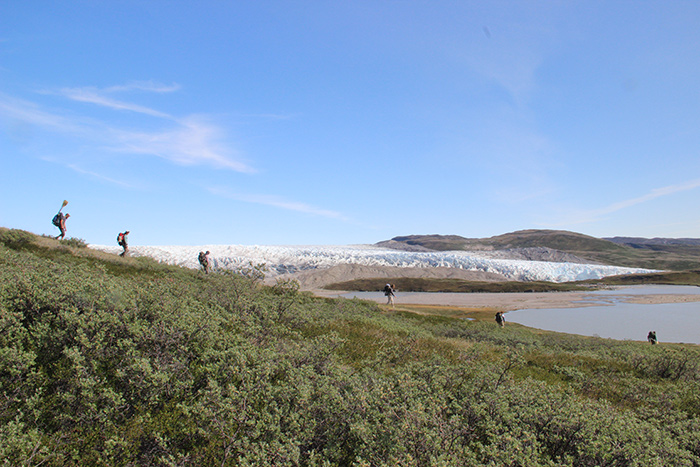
385,229,700,270
487,229,624,252
389,230,620,252
2,228,700,466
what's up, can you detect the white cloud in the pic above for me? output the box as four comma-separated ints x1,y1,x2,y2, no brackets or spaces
111,116,255,172
0,93,86,133
104,81,181,93
207,186,349,221
64,163,136,189
53,81,181,118
550,178,700,227
57,87,173,118
0,87,253,173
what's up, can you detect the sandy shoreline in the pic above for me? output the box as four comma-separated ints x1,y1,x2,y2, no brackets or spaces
286,264,700,311
310,288,700,312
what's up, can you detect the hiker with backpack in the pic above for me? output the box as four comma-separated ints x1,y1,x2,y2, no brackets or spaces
117,231,130,257
52,213,70,239
495,312,505,327
383,283,396,308
52,200,70,240
198,251,211,274
647,330,657,345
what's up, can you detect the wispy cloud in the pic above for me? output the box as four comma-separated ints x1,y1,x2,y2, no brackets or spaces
207,186,349,221
104,81,181,93
111,116,254,172
594,179,700,217
233,112,299,121
57,87,173,118
64,163,137,189
0,93,87,133
51,81,181,118
551,178,700,227
0,85,254,173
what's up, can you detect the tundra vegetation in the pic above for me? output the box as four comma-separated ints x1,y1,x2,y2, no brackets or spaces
323,278,593,293
2,228,700,466
323,271,700,294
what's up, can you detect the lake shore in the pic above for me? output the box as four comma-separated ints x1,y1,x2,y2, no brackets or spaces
310,288,700,311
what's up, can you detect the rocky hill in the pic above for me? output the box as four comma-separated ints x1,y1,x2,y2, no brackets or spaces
605,236,700,247
378,230,700,271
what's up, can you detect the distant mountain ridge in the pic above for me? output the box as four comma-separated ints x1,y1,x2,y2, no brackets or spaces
377,229,700,271
604,237,700,246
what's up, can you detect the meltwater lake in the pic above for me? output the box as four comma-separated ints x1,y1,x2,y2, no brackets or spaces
337,285,700,345
507,285,700,345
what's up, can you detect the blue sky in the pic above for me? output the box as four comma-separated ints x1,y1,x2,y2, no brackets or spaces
1,1,699,246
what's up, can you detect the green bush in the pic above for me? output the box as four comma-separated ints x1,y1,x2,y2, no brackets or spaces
60,237,88,248
0,228,34,249
1,229,700,465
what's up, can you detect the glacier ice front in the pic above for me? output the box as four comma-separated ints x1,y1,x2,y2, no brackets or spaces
88,243,658,283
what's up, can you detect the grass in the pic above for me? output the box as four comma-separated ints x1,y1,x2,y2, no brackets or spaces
379,303,501,321
3,226,700,466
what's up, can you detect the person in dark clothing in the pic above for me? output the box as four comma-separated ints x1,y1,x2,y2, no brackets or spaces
495,312,505,327
198,251,211,274
54,213,70,240
383,283,395,308
647,331,657,345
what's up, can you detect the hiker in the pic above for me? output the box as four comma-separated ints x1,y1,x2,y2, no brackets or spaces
647,331,657,345
198,251,211,274
52,200,70,239
117,231,130,257
53,212,70,240
495,312,505,327
383,283,395,308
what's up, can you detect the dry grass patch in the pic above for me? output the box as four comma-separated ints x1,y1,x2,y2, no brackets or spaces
381,303,504,322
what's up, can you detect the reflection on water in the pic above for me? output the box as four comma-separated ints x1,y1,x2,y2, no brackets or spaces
508,285,700,345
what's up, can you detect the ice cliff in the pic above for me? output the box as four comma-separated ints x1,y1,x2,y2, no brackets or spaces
89,244,657,283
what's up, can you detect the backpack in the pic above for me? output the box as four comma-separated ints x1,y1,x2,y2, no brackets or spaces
198,251,207,264
52,213,62,227
117,233,124,246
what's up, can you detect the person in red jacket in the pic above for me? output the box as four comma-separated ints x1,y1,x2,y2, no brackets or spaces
117,230,130,257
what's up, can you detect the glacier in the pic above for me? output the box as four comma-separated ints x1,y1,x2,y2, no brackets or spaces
88,243,658,283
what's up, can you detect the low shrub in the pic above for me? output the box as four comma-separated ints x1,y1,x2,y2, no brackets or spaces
60,237,88,248
1,229,700,466
0,228,34,249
